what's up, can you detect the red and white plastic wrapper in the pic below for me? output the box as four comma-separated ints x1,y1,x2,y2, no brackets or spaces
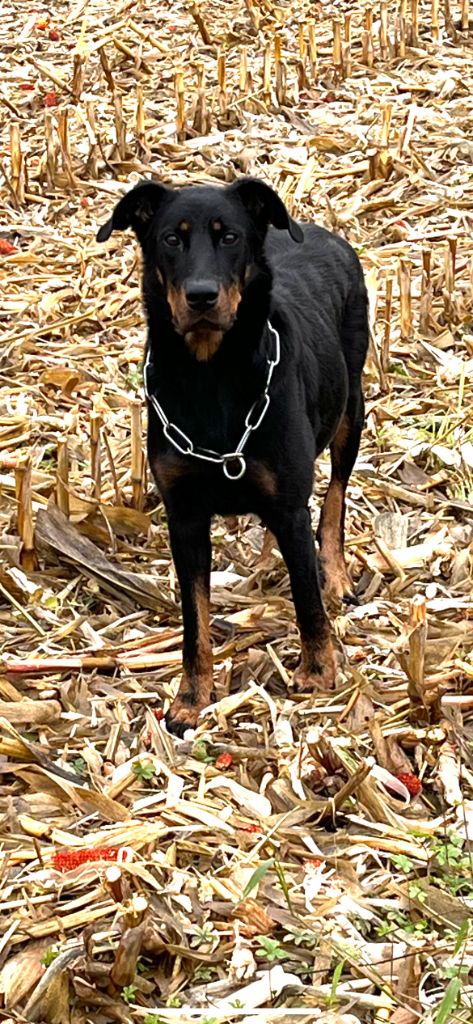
370,764,412,805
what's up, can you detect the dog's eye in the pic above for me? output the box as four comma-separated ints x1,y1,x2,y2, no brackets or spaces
164,233,181,248
221,231,238,246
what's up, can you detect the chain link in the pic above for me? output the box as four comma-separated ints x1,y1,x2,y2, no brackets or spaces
143,321,280,479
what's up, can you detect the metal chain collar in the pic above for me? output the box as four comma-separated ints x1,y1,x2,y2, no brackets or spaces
143,321,280,480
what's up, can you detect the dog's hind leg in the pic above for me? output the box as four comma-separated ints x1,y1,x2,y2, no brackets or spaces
318,268,368,605
165,513,213,736
264,506,336,692
317,388,364,605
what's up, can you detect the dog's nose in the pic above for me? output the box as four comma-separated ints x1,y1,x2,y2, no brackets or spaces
185,281,219,310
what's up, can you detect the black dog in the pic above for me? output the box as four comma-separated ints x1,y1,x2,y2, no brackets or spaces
97,178,368,736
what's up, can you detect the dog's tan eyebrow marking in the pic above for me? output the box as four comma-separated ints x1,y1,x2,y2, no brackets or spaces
179,220,190,232
211,219,223,231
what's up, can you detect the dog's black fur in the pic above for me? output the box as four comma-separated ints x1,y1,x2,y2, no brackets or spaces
97,178,368,736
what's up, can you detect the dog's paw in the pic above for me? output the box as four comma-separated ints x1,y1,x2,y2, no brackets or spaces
291,647,336,693
164,681,212,738
165,698,204,737
324,581,359,607
321,558,358,607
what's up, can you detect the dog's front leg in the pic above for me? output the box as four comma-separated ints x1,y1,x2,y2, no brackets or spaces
265,506,336,693
165,513,213,736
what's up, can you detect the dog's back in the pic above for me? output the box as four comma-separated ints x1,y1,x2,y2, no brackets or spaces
266,224,368,450
268,224,367,356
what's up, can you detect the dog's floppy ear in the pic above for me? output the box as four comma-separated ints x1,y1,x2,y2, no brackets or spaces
228,177,303,243
96,180,171,244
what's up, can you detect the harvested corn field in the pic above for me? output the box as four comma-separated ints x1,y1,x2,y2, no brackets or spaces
1,0,473,1020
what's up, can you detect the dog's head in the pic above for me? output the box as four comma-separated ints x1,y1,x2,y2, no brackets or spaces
97,178,303,360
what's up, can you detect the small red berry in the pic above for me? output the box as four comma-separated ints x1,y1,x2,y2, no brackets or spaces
49,28,60,41
215,752,233,770
153,708,165,722
44,90,58,107
0,239,18,255
396,772,423,797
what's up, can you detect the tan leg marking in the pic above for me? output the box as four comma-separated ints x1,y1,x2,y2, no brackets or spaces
318,415,354,602
318,479,353,601
167,581,213,730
